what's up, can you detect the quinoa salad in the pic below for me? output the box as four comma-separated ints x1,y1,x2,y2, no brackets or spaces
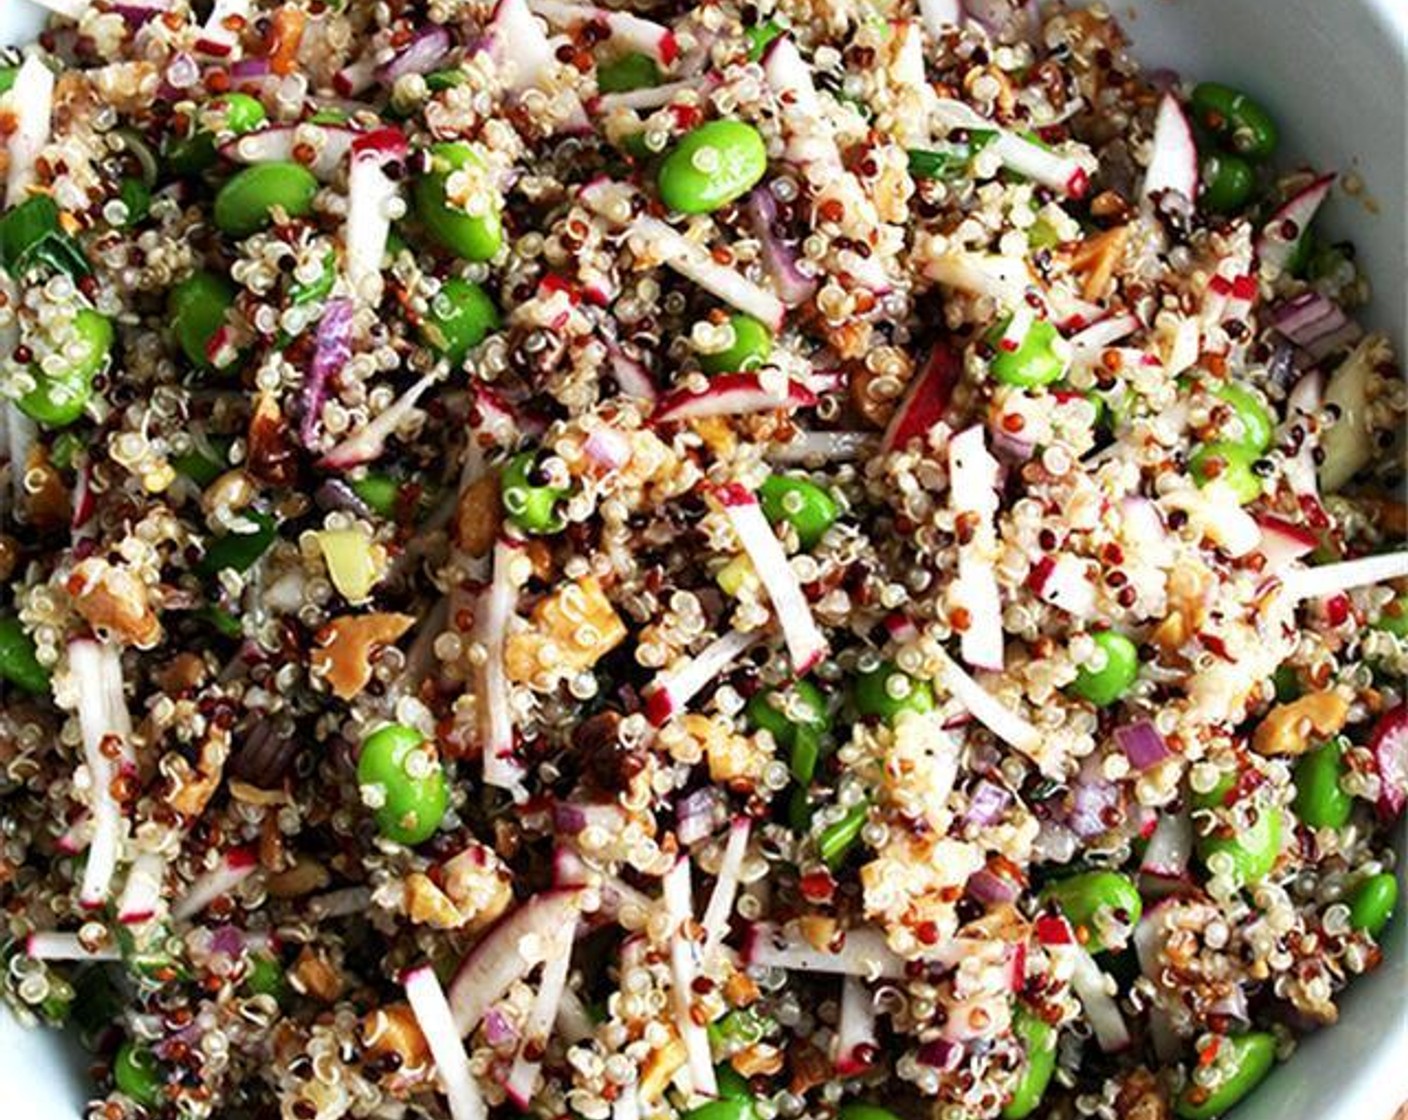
1,0,1406,1118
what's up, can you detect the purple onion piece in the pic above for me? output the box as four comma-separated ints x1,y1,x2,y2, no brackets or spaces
376,25,453,85
315,478,374,518
964,779,1012,826
482,1006,519,1046
965,867,1019,905
302,299,356,449
552,802,588,834
1115,719,1171,771
915,1038,964,1070
744,188,817,308
1067,766,1119,838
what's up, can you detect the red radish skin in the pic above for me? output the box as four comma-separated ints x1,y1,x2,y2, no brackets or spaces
653,375,818,424
1257,174,1335,278
882,344,962,453
1369,705,1408,820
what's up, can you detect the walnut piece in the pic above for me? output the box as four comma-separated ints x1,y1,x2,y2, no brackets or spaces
505,576,627,684
67,558,162,648
1252,690,1350,756
311,612,415,699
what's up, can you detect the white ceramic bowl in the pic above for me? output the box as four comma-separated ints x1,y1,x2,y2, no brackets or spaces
1,0,1404,1117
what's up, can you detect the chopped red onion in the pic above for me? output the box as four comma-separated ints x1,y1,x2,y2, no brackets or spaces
482,1007,520,1047
915,1037,964,1071
1115,720,1171,771
965,867,1019,905
375,25,453,85
744,188,818,309
964,780,1012,827
675,787,724,847
301,300,355,448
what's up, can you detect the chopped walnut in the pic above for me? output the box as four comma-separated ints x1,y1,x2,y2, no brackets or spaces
1252,690,1350,756
1114,1068,1170,1120
1067,224,1130,302
405,873,463,929
638,1034,687,1103
453,473,502,558
290,946,345,1003
310,612,415,699
504,575,627,684
165,724,231,818
363,1003,433,1096
267,858,332,898
67,558,162,648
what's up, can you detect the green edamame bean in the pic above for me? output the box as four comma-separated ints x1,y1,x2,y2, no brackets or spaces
1345,872,1398,938
196,510,277,577
170,272,236,369
1272,664,1303,702
839,1104,902,1120
986,317,1067,388
113,1040,163,1108
685,1100,753,1120
1002,1008,1058,1119
1372,593,1408,638
714,1065,753,1102
1174,1031,1277,1120
759,474,838,549
357,723,449,845
1293,737,1353,829
1068,631,1140,708
658,121,768,215
0,66,16,95
18,309,113,427
1198,151,1256,214
117,177,151,228
213,161,319,237
1190,82,1279,161
1208,383,1273,454
0,617,50,695
699,313,773,374
413,142,504,262
1189,441,1262,505
244,952,289,1001
819,802,869,868
165,129,218,176
1041,871,1143,953
745,679,829,783
709,1007,771,1048
597,51,661,93
502,450,569,534
853,661,934,723
1199,802,1283,887
215,92,267,135
745,21,783,62
419,277,500,364
426,68,467,92
351,474,403,517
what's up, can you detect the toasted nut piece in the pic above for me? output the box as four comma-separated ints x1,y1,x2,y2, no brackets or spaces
267,857,332,899
363,1003,433,1094
1068,224,1130,302
406,872,463,930
731,1042,785,1077
849,363,898,429
67,558,162,648
799,914,838,952
290,946,344,1002
638,1035,687,1103
453,473,502,558
505,576,626,684
689,416,737,457
166,726,230,818
311,612,415,699
723,971,759,1008
1252,690,1350,756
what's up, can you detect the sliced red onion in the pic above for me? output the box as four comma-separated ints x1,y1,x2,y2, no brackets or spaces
1368,704,1407,819
477,537,527,795
529,0,677,66
1256,174,1334,279
884,612,921,645
553,799,626,835
1282,552,1408,603
675,787,724,847
581,428,631,472
662,857,718,1098
69,638,135,910
1067,943,1130,1052
346,129,408,306
449,889,585,1035
915,1036,964,1071
503,925,574,1108
1067,771,1118,839
699,817,750,960
655,373,817,423
406,964,490,1120
1253,515,1318,574
320,370,440,469
938,657,1042,760
172,846,258,921
835,975,879,1076
715,484,828,674
25,931,121,961
964,780,1012,828
1140,93,1199,204
644,628,760,727
301,299,355,448
882,343,962,454
111,1,173,27
965,866,1019,905
116,851,166,925
744,188,818,309
1270,291,1346,349
375,25,453,85
1115,720,1170,771
4,57,55,208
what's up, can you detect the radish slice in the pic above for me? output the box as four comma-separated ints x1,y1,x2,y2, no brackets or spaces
69,638,134,910
655,374,817,424
835,976,878,1076
948,427,1004,670
172,846,258,921
594,76,711,113
503,928,574,1108
194,0,251,57
882,343,962,454
345,129,408,306
220,123,358,181
924,252,1032,305
662,857,718,1099
1160,483,1263,558
1138,811,1194,898
25,932,121,961
743,922,907,978
1066,943,1131,1052
715,484,828,674
485,0,591,132
334,56,378,98
644,628,762,726
700,817,750,960
556,988,595,1044
1368,705,1407,819
116,851,166,925
406,965,490,1120
768,430,876,464
478,537,527,795
1256,174,1334,280
1141,94,1199,204
938,657,1041,759
450,890,585,1035
1031,554,1097,619
1282,552,1408,603
931,98,1091,197
918,0,962,38
1253,515,1318,574
528,0,677,66
28,0,90,18
1067,313,1140,362
4,57,55,207
319,370,440,469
